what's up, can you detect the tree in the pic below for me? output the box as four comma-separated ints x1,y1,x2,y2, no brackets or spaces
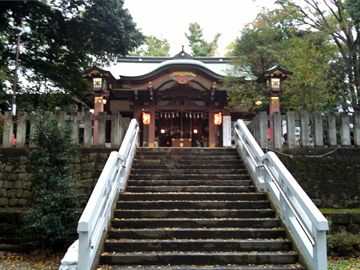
19,112,81,250
0,0,144,112
225,8,338,113
276,0,360,111
185,22,221,57
130,35,170,56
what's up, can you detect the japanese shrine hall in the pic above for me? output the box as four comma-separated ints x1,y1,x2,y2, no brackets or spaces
82,49,254,148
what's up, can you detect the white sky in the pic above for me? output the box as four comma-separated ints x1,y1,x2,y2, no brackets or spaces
123,0,278,56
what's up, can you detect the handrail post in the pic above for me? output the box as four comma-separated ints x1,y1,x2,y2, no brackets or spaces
78,231,90,270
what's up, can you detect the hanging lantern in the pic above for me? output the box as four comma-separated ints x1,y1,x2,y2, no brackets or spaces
186,113,188,118
189,113,192,118
201,113,204,118
160,113,163,118
197,113,200,118
214,113,222,125
172,113,175,118
168,113,171,118
255,100,262,106
176,112,179,117
142,112,151,125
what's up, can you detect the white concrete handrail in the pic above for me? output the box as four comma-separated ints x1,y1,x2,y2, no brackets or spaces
234,119,328,270
59,119,139,270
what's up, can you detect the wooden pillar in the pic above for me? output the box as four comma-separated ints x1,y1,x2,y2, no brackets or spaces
209,111,216,147
148,110,155,147
286,111,296,148
93,96,104,145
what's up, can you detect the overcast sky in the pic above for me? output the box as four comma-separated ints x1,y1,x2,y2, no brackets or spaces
123,0,278,56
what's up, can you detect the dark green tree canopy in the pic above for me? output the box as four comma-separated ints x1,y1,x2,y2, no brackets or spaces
185,22,221,57
0,0,144,112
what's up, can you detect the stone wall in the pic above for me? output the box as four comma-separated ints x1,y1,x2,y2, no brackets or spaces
275,148,360,209
0,148,114,207
324,213,360,234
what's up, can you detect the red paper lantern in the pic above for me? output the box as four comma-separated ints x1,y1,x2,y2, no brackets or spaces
214,113,222,125
142,113,151,125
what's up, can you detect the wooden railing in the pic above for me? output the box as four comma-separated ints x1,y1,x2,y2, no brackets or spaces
247,111,360,148
0,111,128,148
235,120,329,270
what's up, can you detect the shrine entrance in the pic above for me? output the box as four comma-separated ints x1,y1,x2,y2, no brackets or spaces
157,111,208,147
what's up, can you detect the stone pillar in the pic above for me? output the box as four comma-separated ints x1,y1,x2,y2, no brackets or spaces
209,111,216,148
269,97,280,146
93,96,104,146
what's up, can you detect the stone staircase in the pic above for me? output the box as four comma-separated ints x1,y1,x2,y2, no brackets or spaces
99,147,304,269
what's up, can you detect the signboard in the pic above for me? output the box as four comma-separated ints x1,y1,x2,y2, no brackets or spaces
223,116,231,147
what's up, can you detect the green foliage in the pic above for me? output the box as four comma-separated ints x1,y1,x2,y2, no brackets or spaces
19,112,81,250
225,8,338,113
0,0,144,111
130,35,170,57
185,22,221,57
327,232,360,256
276,0,360,111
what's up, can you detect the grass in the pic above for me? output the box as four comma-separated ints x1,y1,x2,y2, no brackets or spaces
320,208,360,214
328,256,360,269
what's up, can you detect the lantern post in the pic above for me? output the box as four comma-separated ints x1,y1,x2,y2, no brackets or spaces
256,64,293,146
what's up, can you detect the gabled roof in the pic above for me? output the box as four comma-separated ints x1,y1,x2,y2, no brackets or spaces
256,64,293,83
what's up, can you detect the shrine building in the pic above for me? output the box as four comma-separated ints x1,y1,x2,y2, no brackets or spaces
82,48,286,148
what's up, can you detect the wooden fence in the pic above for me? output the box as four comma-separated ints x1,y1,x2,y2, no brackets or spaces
0,111,129,148
247,111,360,148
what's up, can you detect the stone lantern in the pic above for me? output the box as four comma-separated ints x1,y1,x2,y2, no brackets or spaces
257,64,293,144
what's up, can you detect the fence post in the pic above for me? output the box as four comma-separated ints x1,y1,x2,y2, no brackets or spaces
340,112,351,146
327,112,337,146
16,111,27,147
273,112,282,148
313,111,323,147
71,112,79,145
84,112,92,148
286,111,296,148
258,112,268,148
111,111,121,148
2,111,13,148
97,112,106,147
354,112,360,147
119,115,127,146
300,111,310,147
29,114,37,148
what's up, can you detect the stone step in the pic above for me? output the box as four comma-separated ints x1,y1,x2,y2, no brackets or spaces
100,251,298,266
127,179,253,186
111,218,280,229
135,155,240,161
104,239,293,252
119,193,267,201
113,209,276,219
130,168,247,174
129,174,250,180
98,265,305,270
131,164,245,170
136,148,238,154
133,159,242,165
125,186,255,193
108,228,286,240
117,201,271,210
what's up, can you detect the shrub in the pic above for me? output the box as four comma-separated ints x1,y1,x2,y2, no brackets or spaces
327,232,360,256
19,112,81,250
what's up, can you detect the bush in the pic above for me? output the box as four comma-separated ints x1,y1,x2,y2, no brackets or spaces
19,112,82,250
327,232,360,256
